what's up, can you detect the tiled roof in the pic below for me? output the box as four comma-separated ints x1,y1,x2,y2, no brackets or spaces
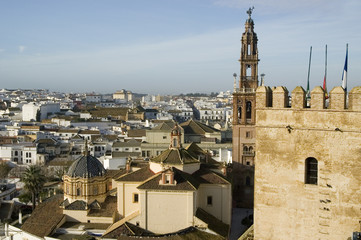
128,129,146,137
195,208,229,238
79,130,100,134
151,148,199,165
66,154,106,178
192,168,230,185
116,167,155,182
113,139,141,147
89,107,128,118
180,119,219,135
65,200,87,210
21,194,65,237
105,226,224,240
105,169,128,179
103,222,153,238
185,142,206,157
152,121,176,131
112,152,141,158
137,167,199,191
57,129,79,133
36,138,58,145
87,196,117,217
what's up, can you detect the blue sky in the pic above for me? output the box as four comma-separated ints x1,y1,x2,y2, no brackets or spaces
0,0,360,94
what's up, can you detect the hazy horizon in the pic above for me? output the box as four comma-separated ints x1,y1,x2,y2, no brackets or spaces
1,0,360,95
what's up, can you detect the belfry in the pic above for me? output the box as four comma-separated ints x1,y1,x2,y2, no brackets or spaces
232,7,259,208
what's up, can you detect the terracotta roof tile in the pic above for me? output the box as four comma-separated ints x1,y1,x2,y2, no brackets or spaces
137,167,199,191
116,167,154,182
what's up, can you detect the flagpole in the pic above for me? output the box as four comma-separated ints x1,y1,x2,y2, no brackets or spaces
306,46,312,98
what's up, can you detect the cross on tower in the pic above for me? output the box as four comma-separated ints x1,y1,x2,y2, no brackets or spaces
247,6,254,19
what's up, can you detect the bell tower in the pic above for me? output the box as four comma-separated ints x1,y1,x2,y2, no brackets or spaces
239,7,259,90
232,7,258,208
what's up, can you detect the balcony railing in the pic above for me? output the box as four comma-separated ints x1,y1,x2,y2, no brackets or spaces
243,151,255,156
234,88,255,93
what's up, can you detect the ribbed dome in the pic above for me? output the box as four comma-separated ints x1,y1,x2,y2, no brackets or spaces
67,155,106,178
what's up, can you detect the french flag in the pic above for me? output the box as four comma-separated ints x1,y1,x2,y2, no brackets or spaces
342,44,348,92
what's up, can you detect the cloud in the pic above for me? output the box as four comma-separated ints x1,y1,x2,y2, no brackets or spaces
18,45,26,53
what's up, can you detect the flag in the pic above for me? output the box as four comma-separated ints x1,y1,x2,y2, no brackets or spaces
342,44,348,92
323,45,328,99
323,75,328,99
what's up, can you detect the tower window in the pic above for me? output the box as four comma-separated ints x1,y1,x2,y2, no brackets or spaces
247,44,251,55
77,188,81,196
305,157,318,185
246,101,252,119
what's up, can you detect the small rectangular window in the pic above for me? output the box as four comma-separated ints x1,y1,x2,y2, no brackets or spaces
207,196,213,206
163,136,167,139
133,193,139,203
246,131,251,138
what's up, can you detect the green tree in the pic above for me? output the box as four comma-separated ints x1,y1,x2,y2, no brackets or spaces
18,192,32,205
0,161,12,181
21,165,46,210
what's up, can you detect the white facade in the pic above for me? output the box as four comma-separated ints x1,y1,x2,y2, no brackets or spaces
22,102,40,121
40,103,60,120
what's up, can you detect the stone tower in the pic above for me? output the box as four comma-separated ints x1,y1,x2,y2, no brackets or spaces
232,7,259,208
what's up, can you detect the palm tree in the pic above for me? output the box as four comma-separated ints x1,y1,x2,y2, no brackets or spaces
22,165,46,210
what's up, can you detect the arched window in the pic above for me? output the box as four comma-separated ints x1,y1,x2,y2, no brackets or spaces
77,188,81,196
305,157,318,185
243,146,249,153
246,101,252,119
249,146,253,153
238,107,242,120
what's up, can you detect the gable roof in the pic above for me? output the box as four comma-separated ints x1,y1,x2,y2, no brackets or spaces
128,129,146,137
180,119,219,135
116,167,155,182
21,194,65,237
192,168,230,185
113,139,141,148
151,148,199,165
137,167,199,191
195,208,229,238
152,121,176,131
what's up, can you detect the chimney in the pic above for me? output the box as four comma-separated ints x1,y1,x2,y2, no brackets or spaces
125,157,132,172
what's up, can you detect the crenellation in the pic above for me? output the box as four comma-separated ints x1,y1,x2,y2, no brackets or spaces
256,86,361,112
311,86,326,109
256,86,271,108
329,86,346,110
272,86,289,108
349,86,361,111
291,86,306,109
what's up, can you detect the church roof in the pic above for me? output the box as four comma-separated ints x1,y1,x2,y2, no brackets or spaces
137,167,199,191
116,167,155,182
66,154,106,178
151,148,199,165
192,168,230,185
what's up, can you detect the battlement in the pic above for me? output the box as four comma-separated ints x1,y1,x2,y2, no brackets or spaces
256,85,361,111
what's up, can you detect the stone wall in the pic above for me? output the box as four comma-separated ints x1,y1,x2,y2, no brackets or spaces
254,86,361,240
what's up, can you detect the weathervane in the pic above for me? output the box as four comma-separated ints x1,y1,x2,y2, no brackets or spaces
247,6,254,19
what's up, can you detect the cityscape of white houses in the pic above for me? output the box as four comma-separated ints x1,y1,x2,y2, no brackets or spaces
0,88,233,168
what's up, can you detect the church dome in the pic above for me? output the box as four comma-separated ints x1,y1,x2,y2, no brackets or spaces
67,154,106,178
